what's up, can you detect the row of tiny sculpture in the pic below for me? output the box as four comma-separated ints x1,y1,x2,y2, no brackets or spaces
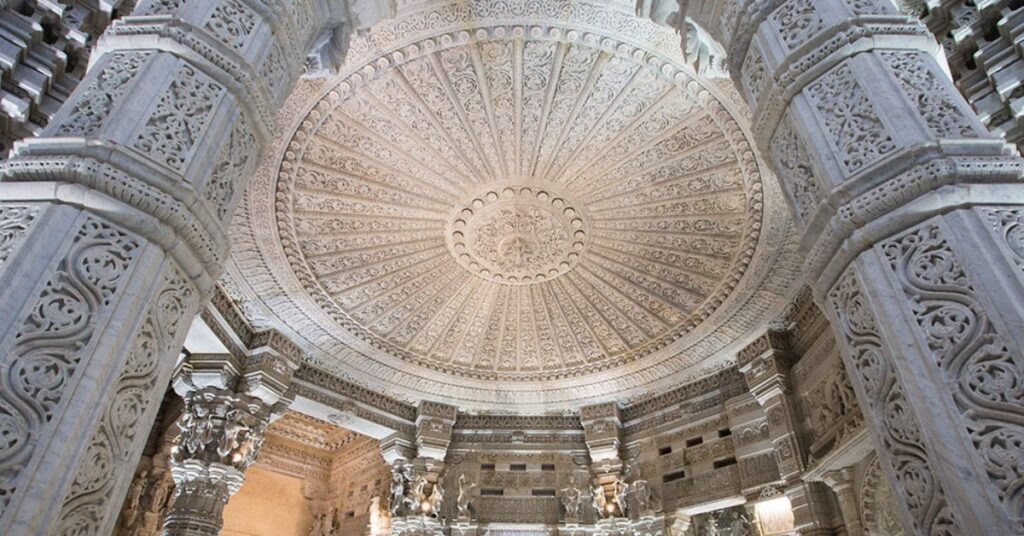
387,464,662,522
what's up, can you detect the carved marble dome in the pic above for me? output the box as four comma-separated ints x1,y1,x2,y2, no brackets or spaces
226,0,800,411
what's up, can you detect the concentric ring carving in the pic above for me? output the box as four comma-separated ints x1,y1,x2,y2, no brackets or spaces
275,24,758,378
228,0,800,409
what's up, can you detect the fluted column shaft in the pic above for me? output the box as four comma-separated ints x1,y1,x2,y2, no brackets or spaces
0,1,349,534
684,0,1024,534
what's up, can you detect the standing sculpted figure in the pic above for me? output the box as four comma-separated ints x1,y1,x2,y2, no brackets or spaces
730,511,751,536
409,476,429,512
705,513,720,536
613,478,630,517
592,483,608,517
428,476,444,517
628,465,662,514
123,470,148,528
456,473,476,519
150,476,173,513
389,466,407,516
560,476,582,519
309,511,329,536
217,408,250,458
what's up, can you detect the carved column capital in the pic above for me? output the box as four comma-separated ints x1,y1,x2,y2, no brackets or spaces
737,329,793,400
821,468,854,494
580,402,623,466
380,433,417,466
243,329,301,407
163,387,276,535
414,401,456,462
173,353,243,396
172,388,273,471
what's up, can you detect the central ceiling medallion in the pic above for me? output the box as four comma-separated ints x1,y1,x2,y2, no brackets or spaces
447,183,588,284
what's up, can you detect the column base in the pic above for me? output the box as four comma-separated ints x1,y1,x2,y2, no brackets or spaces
593,515,670,535
449,519,479,536
558,521,595,535
391,515,445,536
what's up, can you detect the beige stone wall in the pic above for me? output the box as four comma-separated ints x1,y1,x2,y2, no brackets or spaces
331,442,390,535
222,468,312,536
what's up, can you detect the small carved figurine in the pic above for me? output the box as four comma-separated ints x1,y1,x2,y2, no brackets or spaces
456,473,476,519
560,476,582,519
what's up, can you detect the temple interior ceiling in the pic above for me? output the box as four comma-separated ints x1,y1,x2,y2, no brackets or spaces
225,0,801,411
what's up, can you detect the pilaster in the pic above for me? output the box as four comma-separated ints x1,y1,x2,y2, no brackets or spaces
738,330,833,534
737,331,805,481
580,402,624,518
822,468,863,536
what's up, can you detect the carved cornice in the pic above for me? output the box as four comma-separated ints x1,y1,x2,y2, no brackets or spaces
454,414,583,431
294,365,417,421
205,285,256,352
451,431,587,446
290,382,417,437
621,368,744,422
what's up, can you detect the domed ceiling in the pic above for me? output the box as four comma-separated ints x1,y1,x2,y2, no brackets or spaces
226,0,800,411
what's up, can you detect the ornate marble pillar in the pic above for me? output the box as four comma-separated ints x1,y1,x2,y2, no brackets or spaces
738,331,805,482
0,0,385,534
822,469,864,536
413,400,457,495
683,0,1024,533
738,331,832,535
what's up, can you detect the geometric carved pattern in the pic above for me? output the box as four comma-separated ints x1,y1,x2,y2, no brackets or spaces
205,116,258,222
770,112,821,223
984,208,1024,273
56,52,153,138
203,0,258,53
769,0,824,50
0,205,39,268
879,51,978,140
806,63,896,176
134,64,224,171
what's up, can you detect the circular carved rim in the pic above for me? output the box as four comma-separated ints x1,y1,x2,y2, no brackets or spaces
227,0,800,410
